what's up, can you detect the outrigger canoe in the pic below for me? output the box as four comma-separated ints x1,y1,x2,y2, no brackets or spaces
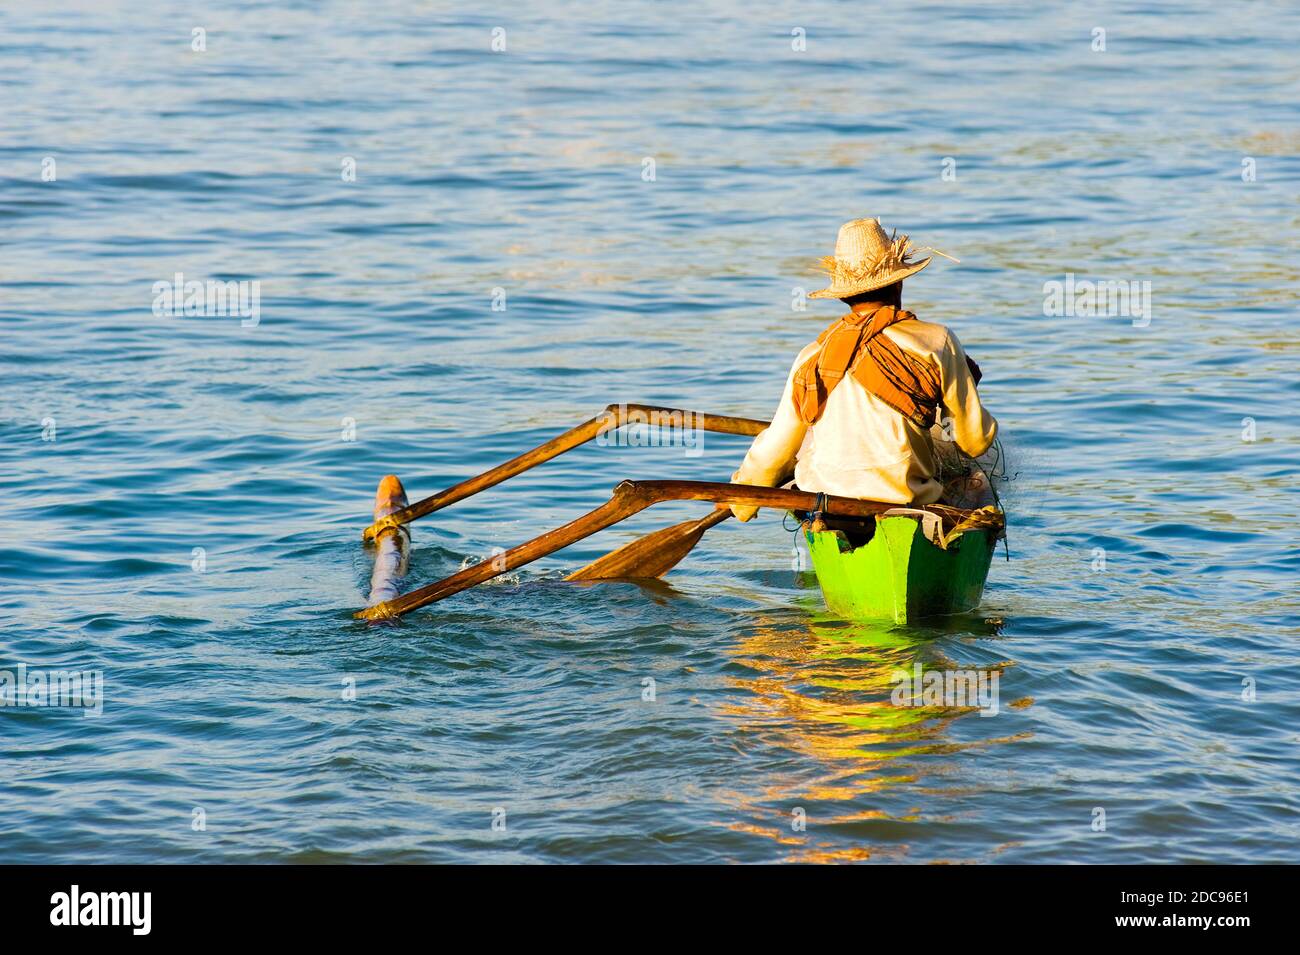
800,507,1002,624
355,404,1004,623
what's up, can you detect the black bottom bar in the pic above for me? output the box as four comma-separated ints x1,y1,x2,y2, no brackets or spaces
0,864,1281,940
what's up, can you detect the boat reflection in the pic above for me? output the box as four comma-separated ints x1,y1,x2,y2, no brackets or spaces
718,605,1028,862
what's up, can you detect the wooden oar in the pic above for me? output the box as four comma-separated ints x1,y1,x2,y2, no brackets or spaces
357,480,970,620
362,403,768,541
565,506,732,580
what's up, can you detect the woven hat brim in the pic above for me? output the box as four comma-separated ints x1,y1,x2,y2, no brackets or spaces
808,256,931,300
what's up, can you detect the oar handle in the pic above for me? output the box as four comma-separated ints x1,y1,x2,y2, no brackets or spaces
698,506,735,529
357,480,974,620
362,404,769,541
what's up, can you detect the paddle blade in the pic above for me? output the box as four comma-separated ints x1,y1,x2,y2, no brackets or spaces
565,507,731,581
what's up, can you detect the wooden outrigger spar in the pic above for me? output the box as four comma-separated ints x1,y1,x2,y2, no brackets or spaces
361,403,767,542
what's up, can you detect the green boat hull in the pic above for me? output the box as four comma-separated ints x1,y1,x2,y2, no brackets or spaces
804,515,996,624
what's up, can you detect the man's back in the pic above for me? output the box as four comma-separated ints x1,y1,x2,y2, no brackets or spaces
733,316,996,506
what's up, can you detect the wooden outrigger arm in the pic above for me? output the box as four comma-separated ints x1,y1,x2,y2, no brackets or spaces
362,404,769,541
356,479,971,621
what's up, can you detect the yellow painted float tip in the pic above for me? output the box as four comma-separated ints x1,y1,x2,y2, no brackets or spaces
373,474,408,518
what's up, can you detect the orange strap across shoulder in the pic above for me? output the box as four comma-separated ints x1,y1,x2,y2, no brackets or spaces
792,305,943,426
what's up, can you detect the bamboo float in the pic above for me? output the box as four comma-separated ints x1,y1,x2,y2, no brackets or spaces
361,403,768,541
365,475,411,613
357,480,971,621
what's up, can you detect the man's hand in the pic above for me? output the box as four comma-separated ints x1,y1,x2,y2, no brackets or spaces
730,502,759,522
728,470,759,521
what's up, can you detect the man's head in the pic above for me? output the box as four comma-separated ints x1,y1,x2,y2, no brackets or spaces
809,218,930,303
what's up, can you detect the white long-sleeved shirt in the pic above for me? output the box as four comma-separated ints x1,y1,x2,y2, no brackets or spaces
732,317,997,511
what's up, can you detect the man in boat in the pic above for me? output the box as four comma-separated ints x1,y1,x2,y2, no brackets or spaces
729,217,997,522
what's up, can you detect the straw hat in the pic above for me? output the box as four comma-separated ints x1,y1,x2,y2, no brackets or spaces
808,218,932,300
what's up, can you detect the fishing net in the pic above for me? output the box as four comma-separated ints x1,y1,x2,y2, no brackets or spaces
933,434,1011,556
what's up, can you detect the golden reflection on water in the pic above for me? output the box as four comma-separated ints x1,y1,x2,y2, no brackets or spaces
717,607,1028,862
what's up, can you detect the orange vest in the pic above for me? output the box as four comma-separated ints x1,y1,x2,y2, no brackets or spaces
792,305,944,427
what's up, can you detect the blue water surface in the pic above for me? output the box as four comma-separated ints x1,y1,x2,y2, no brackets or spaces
1,1,1297,863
